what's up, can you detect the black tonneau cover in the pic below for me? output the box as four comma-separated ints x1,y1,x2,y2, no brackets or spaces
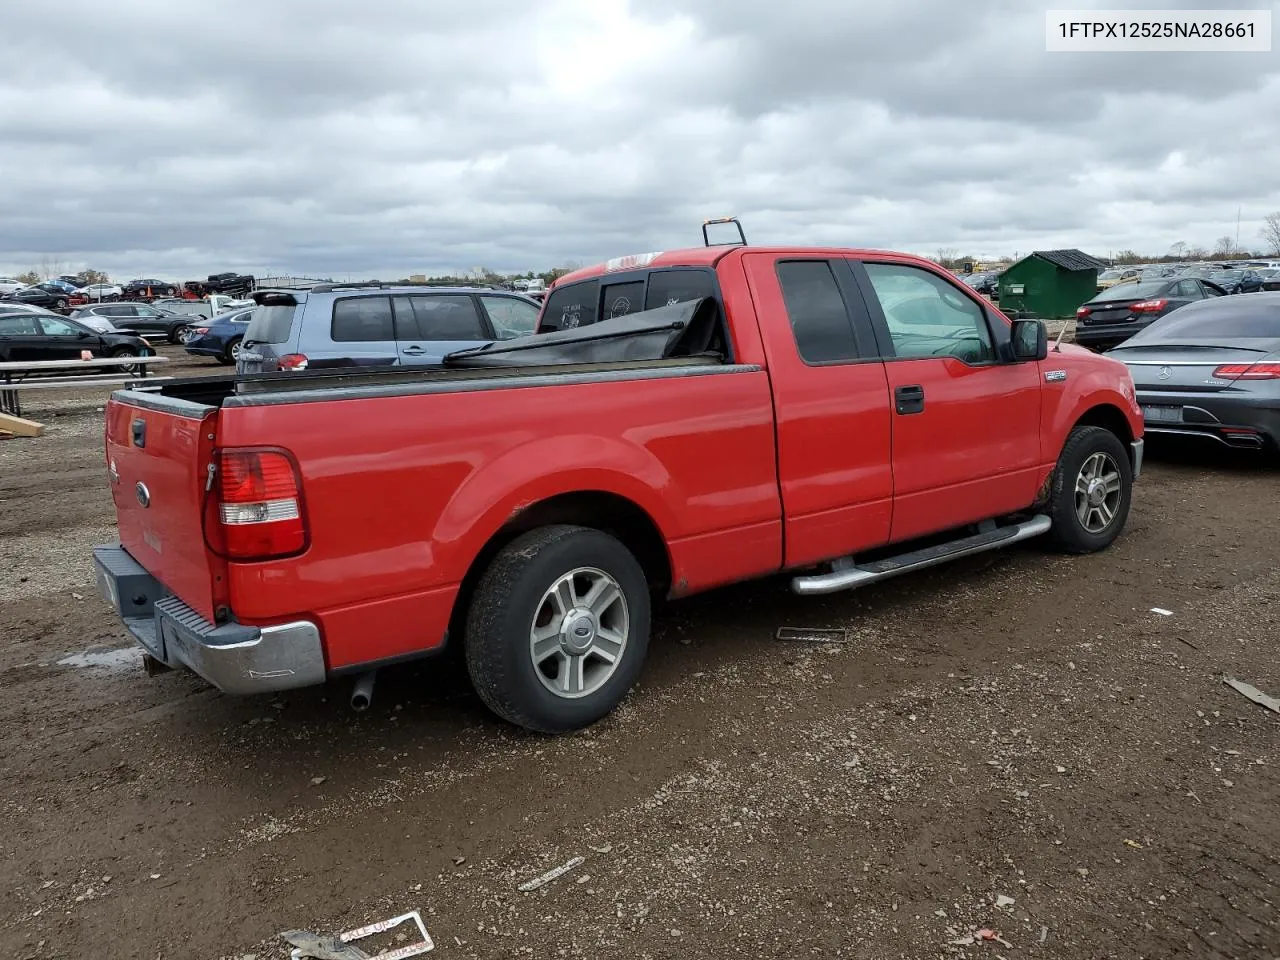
444,297,720,368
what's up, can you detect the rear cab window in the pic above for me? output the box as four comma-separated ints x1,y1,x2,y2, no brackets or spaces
540,268,725,333
540,281,600,332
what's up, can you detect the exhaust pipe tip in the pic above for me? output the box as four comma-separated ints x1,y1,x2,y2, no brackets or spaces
350,670,376,712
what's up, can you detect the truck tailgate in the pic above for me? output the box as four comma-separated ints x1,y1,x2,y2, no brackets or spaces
105,395,225,622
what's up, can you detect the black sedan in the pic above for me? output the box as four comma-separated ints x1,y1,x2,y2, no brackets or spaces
1205,269,1266,295
1106,292,1280,453
70,301,196,343
0,312,154,369
121,278,178,299
2,283,74,312
1074,276,1227,351
1254,268,1280,292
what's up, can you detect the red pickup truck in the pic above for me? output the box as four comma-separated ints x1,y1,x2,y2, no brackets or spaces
94,240,1144,733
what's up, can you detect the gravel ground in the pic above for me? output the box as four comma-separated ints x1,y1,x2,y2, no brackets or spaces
1,350,1277,960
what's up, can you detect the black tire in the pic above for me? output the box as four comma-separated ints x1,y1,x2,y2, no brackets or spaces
1048,426,1132,553
109,346,140,375
464,524,650,733
56,298,67,311
219,336,243,365
168,323,191,345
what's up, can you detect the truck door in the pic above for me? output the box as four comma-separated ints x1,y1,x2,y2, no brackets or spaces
742,254,893,568
849,257,1043,543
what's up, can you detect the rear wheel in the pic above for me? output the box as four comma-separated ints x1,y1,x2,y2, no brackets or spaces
168,323,192,345
1048,426,1132,553
464,524,650,733
109,346,140,375
55,298,67,311
219,336,243,365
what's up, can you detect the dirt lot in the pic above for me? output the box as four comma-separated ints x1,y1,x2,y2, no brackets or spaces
2,347,1278,960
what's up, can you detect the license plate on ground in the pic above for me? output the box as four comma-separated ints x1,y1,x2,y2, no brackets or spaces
1142,405,1183,423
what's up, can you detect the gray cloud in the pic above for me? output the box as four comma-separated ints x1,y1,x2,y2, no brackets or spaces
1,0,1278,282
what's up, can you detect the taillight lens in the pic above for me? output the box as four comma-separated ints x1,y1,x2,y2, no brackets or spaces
1211,362,1280,381
193,327,209,335
278,354,309,371
1130,298,1168,313
214,449,307,559
1076,306,1091,317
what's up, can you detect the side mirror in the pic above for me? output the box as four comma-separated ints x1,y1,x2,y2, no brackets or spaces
77,330,92,339
1010,319,1047,361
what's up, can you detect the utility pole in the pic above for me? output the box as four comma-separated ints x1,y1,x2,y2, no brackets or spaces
1235,206,1241,252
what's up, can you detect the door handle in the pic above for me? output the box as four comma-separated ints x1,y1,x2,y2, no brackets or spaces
894,384,925,415
400,346,427,355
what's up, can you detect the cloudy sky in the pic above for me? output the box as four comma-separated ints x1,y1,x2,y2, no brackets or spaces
1,0,1278,282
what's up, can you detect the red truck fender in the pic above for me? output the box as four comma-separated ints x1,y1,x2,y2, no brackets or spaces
429,434,682,592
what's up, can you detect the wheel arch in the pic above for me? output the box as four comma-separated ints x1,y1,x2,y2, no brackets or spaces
447,490,673,646
1072,402,1138,472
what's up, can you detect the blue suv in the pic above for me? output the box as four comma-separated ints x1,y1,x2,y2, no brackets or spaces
237,283,542,373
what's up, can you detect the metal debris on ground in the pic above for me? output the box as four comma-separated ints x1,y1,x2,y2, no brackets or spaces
1150,607,1173,616
518,856,585,892
976,928,1014,948
775,626,849,643
281,930,369,960
1223,677,1280,714
283,911,434,960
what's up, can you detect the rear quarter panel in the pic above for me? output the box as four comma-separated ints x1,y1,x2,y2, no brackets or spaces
218,368,782,668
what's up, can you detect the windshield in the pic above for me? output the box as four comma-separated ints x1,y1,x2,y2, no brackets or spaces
1094,280,1166,302
1097,270,1126,281
1135,305,1280,341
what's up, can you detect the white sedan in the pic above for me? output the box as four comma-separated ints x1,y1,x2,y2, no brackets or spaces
78,282,124,301
0,277,27,295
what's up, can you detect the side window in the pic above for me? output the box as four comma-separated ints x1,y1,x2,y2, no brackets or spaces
1203,282,1223,297
540,280,599,332
644,270,717,310
38,317,82,336
331,296,395,342
600,280,645,321
0,316,40,335
862,263,994,363
405,296,485,340
1174,280,1201,300
479,296,539,339
776,260,859,363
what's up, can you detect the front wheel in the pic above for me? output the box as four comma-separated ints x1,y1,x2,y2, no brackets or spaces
1048,426,1133,553
109,346,140,375
464,524,650,733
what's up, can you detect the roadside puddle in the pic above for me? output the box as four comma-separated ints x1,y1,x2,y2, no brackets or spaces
57,647,141,671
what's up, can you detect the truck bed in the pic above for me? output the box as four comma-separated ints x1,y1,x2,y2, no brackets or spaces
126,355,731,411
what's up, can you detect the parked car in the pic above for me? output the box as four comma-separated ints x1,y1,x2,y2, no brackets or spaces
962,270,1001,297
93,237,1143,733
1095,267,1141,291
69,301,196,343
1074,277,1227,351
1257,268,1280,292
183,307,255,363
0,277,27,295
237,284,542,373
1205,269,1266,295
1107,292,1280,452
0,312,153,368
78,282,124,301
121,278,178,299
2,283,74,312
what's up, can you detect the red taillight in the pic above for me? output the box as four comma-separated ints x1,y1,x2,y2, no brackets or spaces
193,326,209,335
1076,306,1091,317
213,449,307,559
1211,361,1280,381
277,354,309,371
1130,298,1168,313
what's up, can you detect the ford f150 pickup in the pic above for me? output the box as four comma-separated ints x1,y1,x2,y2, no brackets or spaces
93,237,1144,733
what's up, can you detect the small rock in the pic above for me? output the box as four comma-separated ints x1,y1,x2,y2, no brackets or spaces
453,856,466,866
1077,867,1089,878
576,874,591,884
996,895,1015,908
669,929,682,938
588,844,613,854
1055,766,1067,774
1223,780,1234,788
101,876,111,884
150,874,161,880
72,593,84,601
310,776,327,786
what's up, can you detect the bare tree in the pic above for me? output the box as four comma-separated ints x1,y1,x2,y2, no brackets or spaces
37,254,66,280
1261,212,1280,256
1186,245,1208,260
934,247,959,268
80,268,110,284
1213,235,1235,258
1168,241,1187,259
16,269,40,285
